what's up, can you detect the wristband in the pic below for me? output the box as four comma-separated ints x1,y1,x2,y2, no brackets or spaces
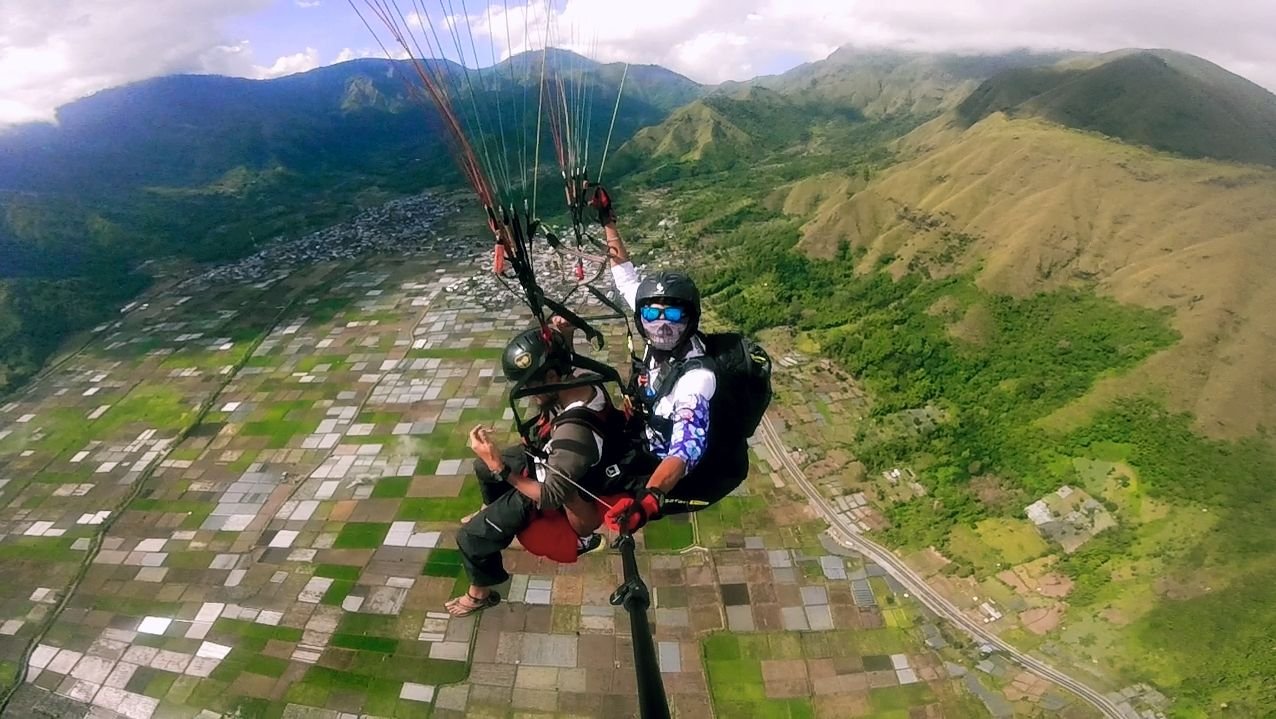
643,486,667,516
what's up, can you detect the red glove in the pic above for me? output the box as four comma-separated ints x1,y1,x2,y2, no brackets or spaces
589,185,615,226
604,489,663,533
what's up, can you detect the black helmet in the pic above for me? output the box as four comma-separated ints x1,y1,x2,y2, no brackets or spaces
634,271,701,336
501,327,571,385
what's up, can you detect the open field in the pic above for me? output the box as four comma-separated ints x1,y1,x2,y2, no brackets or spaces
0,225,1028,718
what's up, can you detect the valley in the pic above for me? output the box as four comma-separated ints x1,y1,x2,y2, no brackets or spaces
0,201,1077,719
3,37,1276,719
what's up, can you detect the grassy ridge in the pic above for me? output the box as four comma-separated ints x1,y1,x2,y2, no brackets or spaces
956,51,1276,166
790,114,1276,440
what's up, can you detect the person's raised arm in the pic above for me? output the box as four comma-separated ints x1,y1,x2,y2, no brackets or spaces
604,222,629,267
591,186,641,309
590,184,628,266
469,424,543,503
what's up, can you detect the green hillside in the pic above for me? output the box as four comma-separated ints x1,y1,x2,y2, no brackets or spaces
608,47,1276,717
608,87,870,178
793,112,1276,439
744,47,1074,116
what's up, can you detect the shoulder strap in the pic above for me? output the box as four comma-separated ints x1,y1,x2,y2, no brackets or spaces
647,334,715,402
552,405,606,434
650,357,704,401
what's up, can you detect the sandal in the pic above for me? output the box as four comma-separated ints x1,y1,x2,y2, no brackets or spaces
445,590,501,617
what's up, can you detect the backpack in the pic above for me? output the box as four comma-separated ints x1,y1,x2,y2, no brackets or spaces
637,331,774,455
700,332,774,441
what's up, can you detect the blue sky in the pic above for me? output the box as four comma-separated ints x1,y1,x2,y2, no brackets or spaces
3,0,1275,126
227,1,345,63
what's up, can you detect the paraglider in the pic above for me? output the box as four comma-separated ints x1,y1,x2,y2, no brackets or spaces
348,3,771,715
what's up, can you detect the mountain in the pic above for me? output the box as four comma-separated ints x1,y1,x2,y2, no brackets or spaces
646,45,1276,440
612,47,1079,180
0,51,703,396
956,50,1276,166
0,52,703,195
779,52,1276,440
740,47,1076,117
607,86,864,177
2,61,418,193
496,48,703,115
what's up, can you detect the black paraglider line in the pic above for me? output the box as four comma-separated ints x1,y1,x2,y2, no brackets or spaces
477,0,515,196
437,0,507,203
582,36,599,173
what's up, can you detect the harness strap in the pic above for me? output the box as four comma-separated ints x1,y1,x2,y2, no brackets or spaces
636,336,714,407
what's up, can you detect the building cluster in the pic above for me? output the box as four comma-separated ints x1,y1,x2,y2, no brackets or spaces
1024,485,1117,553
177,193,470,291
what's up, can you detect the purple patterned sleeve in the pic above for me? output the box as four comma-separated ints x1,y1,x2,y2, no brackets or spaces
666,393,712,472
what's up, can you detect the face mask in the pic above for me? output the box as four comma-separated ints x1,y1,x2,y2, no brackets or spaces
641,318,687,351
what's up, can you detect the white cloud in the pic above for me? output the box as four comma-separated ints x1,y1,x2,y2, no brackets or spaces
258,47,321,78
460,0,1276,89
331,47,400,63
197,42,322,80
4,0,1275,127
0,0,273,125
334,47,367,64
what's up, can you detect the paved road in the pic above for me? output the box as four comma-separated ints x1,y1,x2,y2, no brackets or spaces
755,415,1127,719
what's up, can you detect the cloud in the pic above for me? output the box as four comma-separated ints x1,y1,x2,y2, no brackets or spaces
0,0,335,126
257,47,321,78
333,47,397,64
4,0,1275,127
334,47,370,64
460,0,1276,89
198,41,327,80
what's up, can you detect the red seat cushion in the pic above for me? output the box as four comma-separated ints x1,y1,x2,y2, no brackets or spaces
516,494,630,563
